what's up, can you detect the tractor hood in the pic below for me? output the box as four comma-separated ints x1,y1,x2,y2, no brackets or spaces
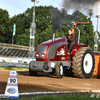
36,37,66,61
40,37,65,46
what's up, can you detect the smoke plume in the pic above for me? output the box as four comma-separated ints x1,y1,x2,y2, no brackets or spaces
62,0,100,14
49,8,67,33
50,0,100,33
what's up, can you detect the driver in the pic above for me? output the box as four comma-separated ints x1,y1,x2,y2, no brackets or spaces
66,29,78,54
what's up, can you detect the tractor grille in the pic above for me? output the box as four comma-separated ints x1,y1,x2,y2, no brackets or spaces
47,41,62,59
36,45,48,54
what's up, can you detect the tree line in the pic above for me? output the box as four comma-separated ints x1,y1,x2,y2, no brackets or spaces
0,6,95,50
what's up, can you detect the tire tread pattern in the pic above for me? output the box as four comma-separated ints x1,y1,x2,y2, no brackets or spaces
72,47,94,78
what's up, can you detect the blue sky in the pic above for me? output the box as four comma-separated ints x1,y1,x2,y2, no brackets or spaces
0,0,62,17
0,0,99,31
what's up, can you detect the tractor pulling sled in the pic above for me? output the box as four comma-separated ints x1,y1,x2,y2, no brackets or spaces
29,22,100,79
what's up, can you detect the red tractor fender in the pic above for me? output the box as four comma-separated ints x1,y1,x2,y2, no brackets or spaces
71,44,88,55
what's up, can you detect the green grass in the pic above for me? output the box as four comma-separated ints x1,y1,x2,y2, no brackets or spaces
0,94,99,100
0,67,29,70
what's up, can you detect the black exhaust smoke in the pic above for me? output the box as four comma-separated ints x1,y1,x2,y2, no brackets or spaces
62,0,100,13
49,8,67,42
49,0,100,42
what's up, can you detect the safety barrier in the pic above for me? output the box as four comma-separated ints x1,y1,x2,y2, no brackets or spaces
0,43,29,57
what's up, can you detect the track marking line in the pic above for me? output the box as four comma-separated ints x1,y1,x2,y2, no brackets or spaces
18,90,100,96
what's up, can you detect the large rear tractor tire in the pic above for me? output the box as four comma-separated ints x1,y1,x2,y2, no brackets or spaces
56,62,64,79
72,47,95,78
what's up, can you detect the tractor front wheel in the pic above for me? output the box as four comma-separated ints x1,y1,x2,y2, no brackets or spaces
72,47,95,78
56,62,64,78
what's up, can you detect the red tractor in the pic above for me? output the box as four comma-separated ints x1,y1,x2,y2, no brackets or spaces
29,22,95,78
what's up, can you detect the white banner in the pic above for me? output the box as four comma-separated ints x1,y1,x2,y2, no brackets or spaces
4,70,19,99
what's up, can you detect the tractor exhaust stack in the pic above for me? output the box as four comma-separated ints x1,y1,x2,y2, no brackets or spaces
52,33,55,42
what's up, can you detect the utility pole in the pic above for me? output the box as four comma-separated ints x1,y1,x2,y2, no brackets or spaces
94,15,100,51
29,0,39,58
89,9,93,21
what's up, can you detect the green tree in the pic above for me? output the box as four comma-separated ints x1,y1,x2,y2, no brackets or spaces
0,9,11,43
10,6,54,46
0,9,9,27
10,13,27,44
73,11,94,49
61,11,94,50
0,7,95,50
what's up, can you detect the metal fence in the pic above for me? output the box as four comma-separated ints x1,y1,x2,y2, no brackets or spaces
0,43,29,50
0,43,29,57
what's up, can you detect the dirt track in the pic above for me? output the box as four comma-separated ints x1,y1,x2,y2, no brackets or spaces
0,70,100,94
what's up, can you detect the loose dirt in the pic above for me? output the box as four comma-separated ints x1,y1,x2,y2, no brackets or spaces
0,70,100,94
